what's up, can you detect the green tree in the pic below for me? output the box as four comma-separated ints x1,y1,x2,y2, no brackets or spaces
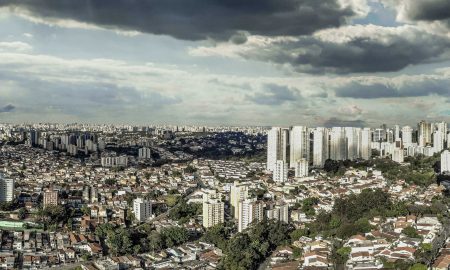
161,226,189,248
18,207,27,219
410,263,427,270
147,230,163,252
402,226,420,238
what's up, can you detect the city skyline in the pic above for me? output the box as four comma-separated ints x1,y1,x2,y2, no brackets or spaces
0,1,449,126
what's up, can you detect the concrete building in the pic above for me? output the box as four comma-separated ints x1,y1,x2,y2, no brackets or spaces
360,128,371,160
289,126,309,167
101,156,128,167
202,191,224,228
345,127,359,160
330,127,347,161
273,160,288,182
433,131,444,153
418,120,432,147
230,182,249,219
313,127,329,167
441,150,450,173
133,198,152,222
43,191,58,208
266,203,289,223
401,126,413,146
392,148,404,163
238,198,264,232
294,158,308,178
267,127,289,172
0,174,14,202
138,147,152,159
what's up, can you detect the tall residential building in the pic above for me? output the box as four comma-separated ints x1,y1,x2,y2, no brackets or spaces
101,156,128,167
202,191,224,228
441,150,450,173
345,127,359,160
273,160,288,182
133,198,152,222
435,122,448,143
0,174,14,202
401,126,413,146
360,128,371,160
313,128,329,167
266,127,289,172
330,127,347,161
392,148,404,163
266,203,289,223
138,147,152,159
289,126,309,167
238,198,264,232
373,129,386,142
294,158,308,178
433,131,444,153
230,182,249,219
394,125,400,142
418,120,432,147
43,191,58,208
90,187,99,203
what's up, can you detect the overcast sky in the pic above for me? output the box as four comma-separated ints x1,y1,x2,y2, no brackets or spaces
0,0,449,127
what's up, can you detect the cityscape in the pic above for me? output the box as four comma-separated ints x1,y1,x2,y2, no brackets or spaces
1,0,450,270
0,121,449,269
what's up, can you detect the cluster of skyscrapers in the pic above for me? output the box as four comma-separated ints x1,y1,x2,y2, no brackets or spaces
267,121,450,182
26,130,104,156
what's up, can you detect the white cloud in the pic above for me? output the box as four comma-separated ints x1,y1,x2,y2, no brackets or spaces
0,41,32,52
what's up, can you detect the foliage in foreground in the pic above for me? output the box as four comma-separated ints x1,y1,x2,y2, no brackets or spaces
202,220,292,270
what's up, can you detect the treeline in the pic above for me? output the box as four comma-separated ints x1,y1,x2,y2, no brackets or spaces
168,200,201,224
291,189,448,240
324,154,440,187
95,223,191,256
202,220,292,270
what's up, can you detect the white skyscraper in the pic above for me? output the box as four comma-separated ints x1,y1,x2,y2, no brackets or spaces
392,148,404,163
202,191,224,228
0,174,14,202
433,131,444,153
435,121,448,146
330,127,347,161
418,121,432,147
345,127,359,160
394,125,400,142
360,128,371,160
294,158,308,178
441,150,450,173
313,127,329,167
289,126,309,168
238,198,264,232
273,160,288,182
267,127,289,172
401,126,413,146
230,182,249,219
133,198,152,222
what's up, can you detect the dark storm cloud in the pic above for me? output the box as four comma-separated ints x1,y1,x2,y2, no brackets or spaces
0,0,357,41
0,104,15,113
323,117,367,127
335,78,450,99
401,0,450,23
244,27,450,74
246,83,299,105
